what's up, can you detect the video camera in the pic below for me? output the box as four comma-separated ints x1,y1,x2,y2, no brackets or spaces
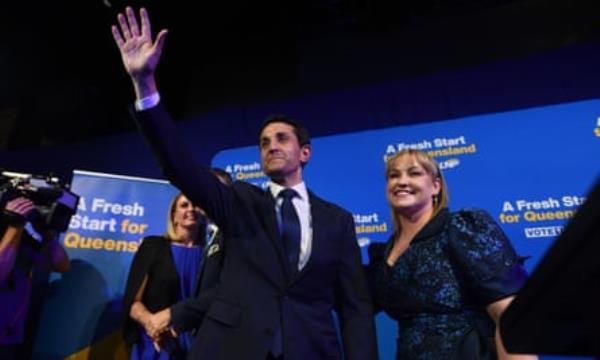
0,171,79,232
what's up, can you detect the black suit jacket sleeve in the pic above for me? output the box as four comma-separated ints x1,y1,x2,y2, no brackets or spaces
334,212,380,360
170,233,225,334
132,104,233,230
169,289,215,334
133,104,232,334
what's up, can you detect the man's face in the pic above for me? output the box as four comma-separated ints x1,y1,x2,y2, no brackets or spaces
259,122,311,184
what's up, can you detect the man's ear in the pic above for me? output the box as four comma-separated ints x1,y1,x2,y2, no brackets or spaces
300,144,312,165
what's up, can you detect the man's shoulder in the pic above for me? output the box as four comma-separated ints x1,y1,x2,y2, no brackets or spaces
309,190,352,219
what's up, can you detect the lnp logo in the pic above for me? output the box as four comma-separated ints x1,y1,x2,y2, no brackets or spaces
595,117,600,138
439,158,460,170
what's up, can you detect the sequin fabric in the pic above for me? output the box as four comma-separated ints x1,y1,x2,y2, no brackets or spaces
368,208,527,359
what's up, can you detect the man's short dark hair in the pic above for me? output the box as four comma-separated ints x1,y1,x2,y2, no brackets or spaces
259,115,311,147
211,167,233,186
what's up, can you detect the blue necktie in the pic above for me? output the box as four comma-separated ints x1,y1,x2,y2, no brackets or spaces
279,188,301,275
270,189,300,357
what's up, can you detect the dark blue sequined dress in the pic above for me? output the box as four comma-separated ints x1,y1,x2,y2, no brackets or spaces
369,208,527,360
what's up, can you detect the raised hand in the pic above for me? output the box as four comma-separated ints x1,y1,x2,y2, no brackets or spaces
111,7,168,98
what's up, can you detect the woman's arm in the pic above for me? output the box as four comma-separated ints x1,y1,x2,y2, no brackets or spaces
0,225,24,284
129,275,154,334
29,228,70,273
0,197,35,283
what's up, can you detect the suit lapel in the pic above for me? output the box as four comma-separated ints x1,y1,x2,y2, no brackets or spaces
195,226,222,295
194,235,211,296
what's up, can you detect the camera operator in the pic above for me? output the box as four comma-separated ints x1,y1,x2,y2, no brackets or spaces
0,197,70,359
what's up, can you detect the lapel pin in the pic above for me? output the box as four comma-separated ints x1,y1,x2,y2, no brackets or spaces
208,243,220,257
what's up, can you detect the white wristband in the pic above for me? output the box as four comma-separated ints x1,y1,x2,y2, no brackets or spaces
135,92,161,111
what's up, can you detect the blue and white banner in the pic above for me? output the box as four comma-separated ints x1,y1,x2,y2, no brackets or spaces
33,170,177,359
212,99,600,360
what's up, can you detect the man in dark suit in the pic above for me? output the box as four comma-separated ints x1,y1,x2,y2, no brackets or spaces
111,7,378,360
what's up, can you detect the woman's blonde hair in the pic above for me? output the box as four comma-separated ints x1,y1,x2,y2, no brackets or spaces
385,149,449,231
164,193,203,244
165,193,184,241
